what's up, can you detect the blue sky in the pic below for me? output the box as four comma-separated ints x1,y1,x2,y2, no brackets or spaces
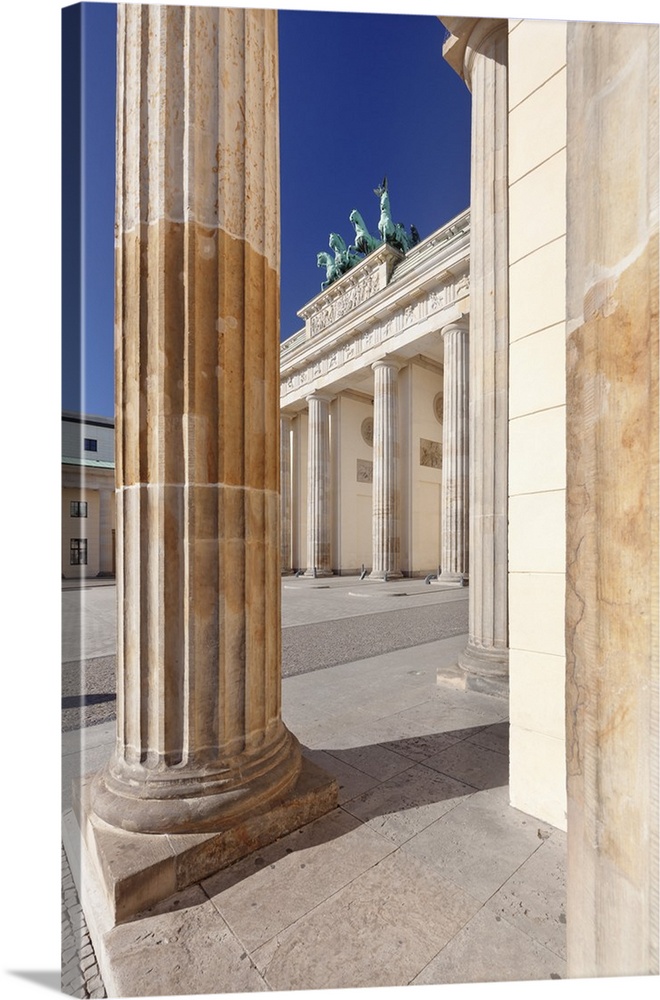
62,2,471,418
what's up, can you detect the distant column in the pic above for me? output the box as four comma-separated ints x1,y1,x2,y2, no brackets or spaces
446,19,509,696
280,413,293,575
305,393,333,577
438,321,469,583
91,5,304,833
370,359,402,580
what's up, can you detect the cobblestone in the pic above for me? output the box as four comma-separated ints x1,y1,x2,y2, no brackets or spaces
61,845,107,999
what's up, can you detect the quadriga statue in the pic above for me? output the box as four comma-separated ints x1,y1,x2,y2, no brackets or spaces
374,176,420,254
329,232,362,274
315,178,421,291
348,209,381,256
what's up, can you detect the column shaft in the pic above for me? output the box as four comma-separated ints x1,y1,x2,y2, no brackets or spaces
457,20,509,695
305,394,333,576
280,414,293,574
370,360,402,580
439,322,469,582
565,21,659,977
91,4,301,834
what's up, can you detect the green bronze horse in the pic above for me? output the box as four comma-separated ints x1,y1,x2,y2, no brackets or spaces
349,209,381,256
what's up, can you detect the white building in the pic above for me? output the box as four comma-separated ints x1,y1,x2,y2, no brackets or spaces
62,412,115,579
280,209,469,582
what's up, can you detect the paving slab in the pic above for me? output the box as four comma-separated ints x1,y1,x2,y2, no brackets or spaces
342,761,475,845
401,785,552,903
467,719,510,755
411,904,566,985
379,727,485,762
202,806,395,951
301,748,383,804
423,736,510,790
485,828,567,960
105,885,269,997
251,848,482,991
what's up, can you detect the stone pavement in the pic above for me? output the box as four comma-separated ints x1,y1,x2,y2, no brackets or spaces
62,577,567,996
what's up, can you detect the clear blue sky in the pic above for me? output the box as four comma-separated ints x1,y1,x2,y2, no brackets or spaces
62,2,471,419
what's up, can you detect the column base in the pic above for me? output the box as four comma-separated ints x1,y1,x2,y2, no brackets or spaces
303,568,334,578
70,753,338,927
91,724,305,835
432,572,467,587
457,642,509,698
368,570,403,581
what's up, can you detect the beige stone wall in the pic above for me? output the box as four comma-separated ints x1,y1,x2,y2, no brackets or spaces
507,18,568,830
334,395,373,574
98,488,115,576
409,363,443,576
62,487,101,578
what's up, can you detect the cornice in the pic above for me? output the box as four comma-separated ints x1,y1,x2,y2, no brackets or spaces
281,211,470,374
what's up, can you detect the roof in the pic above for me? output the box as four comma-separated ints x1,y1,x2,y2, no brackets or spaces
62,411,115,429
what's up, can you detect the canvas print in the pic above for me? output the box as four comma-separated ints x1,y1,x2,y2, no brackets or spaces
60,2,659,998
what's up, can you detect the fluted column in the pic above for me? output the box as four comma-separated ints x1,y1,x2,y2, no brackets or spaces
91,5,302,834
280,413,293,575
370,359,402,580
305,393,333,577
445,19,509,696
438,321,469,583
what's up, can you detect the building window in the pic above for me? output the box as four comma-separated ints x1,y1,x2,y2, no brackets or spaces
84,438,98,452
70,500,88,518
70,539,88,565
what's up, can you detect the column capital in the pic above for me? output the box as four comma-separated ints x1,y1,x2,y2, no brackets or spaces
305,391,335,404
440,17,508,89
440,319,470,339
371,356,403,373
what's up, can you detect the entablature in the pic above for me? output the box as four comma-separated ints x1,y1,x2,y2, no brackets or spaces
280,211,470,409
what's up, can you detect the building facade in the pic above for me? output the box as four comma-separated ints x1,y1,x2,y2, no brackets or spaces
62,412,115,579
280,210,470,581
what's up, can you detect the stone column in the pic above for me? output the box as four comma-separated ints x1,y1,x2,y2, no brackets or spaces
91,5,305,835
98,486,114,576
438,321,469,583
370,359,402,580
564,21,659,978
305,393,333,577
443,18,509,696
280,414,293,575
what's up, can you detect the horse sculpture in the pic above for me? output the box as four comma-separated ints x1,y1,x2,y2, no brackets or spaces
374,177,420,254
348,209,381,256
329,232,362,274
374,178,397,245
317,251,341,291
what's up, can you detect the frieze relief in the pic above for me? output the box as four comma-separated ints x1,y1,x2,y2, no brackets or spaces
420,438,442,469
309,269,380,337
357,459,373,483
282,270,468,395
